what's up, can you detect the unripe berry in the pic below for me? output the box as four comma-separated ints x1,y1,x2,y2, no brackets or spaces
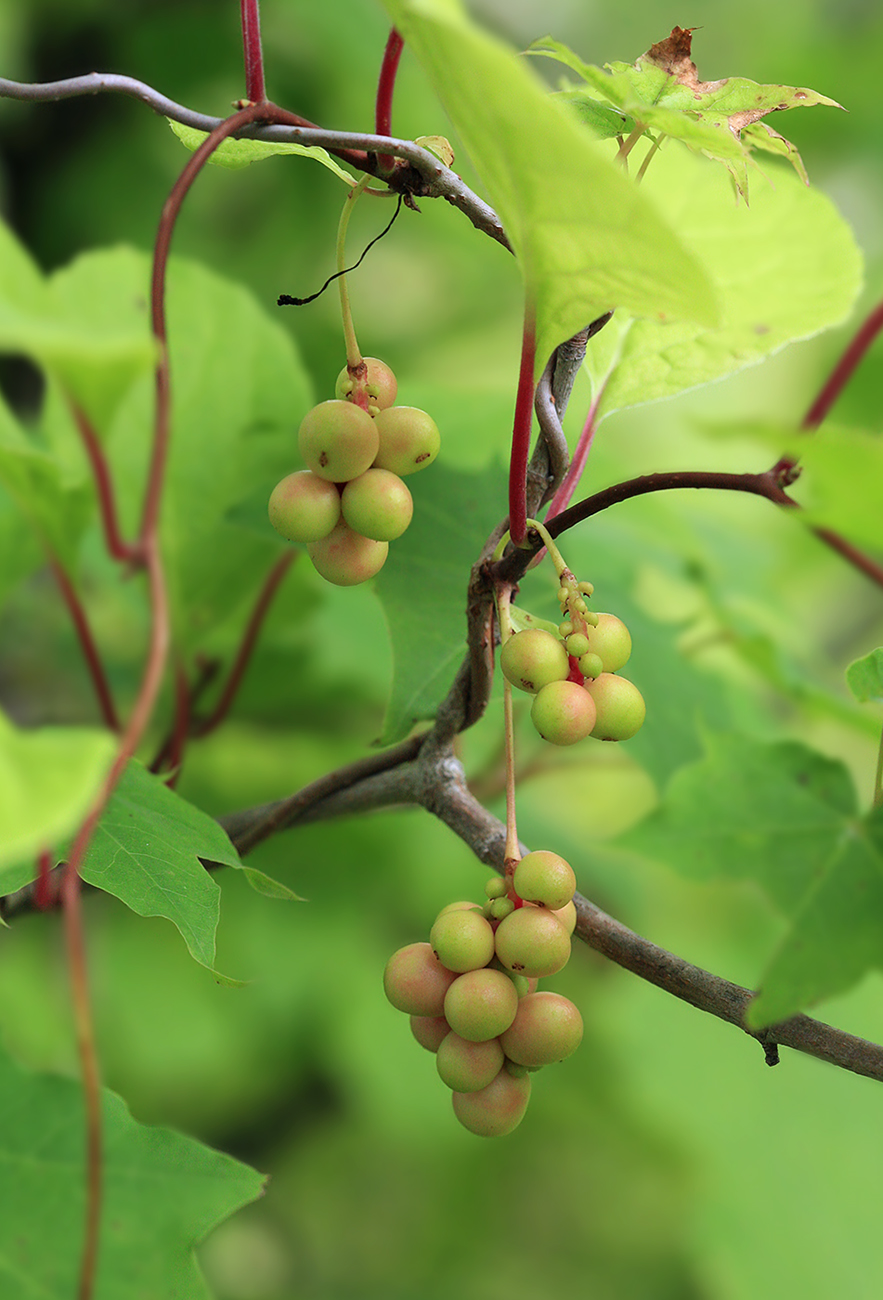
586,672,646,741
500,991,584,1067
298,399,379,483
437,1031,504,1092
443,968,519,1042
577,652,604,680
383,942,457,1016
268,471,340,543
552,900,577,935
409,1014,450,1053
513,850,576,910
452,1067,531,1137
500,629,569,694
564,632,591,658
429,909,495,973
307,520,388,585
340,468,413,541
372,406,440,475
580,613,632,673
530,679,596,745
494,906,571,979
335,356,398,414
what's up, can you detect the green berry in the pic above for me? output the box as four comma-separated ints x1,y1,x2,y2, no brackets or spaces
437,1031,504,1092
530,680,596,745
586,672,646,741
383,942,457,1016
513,850,576,910
443,968,519,1042
372,406,440,476
340,468,413,541
298,399,379,483
500,991,584,1067
552,900,577,935
484,877,508,899
489,897,515,921
580,613,632,673
564,632,590,658
335,356,398,414
430,909,495,973
577,652,604,680
267,471,341,543
452,1067,531,1137
500,629,568,694
306,520,388,585
493,906,571,979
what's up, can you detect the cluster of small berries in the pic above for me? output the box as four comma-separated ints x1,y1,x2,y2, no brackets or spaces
383,851,583,1137
268,358,440,585
502,587,645,744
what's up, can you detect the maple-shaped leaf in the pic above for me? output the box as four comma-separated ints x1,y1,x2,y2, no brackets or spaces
530,27,842,199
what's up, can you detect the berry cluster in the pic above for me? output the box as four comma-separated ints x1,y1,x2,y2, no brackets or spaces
383,851,583,1137
268,357,440,585
502,589,645,746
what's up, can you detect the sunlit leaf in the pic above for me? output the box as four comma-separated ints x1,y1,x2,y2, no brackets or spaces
846,648,883,703
582,146,862,417
530,27,841,198
0,710,115,880
381,0,718,374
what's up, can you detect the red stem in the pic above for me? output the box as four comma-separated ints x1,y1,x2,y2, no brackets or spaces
34,848,56,910
802,298,883,430
546,388,603,521
240,0,267,104
49,558,120,733
195,550,295,737
508,303,537,545
71,406,141,565
375,28,404,174
159,658,191,786
143,101,274,545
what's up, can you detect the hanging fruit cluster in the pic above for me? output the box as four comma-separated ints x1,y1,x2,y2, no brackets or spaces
500,518,646,745
268,358,440,585
383,851,583,1137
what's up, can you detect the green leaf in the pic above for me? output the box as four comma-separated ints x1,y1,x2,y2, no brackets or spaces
748,807,883,1026
381,0,718,374
787,425,883,552
846,649,883,703
0,388,93,562
375,461,508,744
618,733,883,1024
168,118,357,184
0,225,156,435
583,145,862,417
553,91,636,140
530,27,841,198
107,254,314,646
0,710,115,882
80,762,243,980
0,1042,264,1299
236,865,306,901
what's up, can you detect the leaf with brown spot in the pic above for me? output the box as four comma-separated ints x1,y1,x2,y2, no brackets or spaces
529,29,842,199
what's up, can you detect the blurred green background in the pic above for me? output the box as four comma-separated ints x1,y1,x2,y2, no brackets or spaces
1,1,883,1296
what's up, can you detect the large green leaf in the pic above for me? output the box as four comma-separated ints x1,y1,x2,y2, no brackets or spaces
582,145,862,417
0,1042,264,1299
0,710,116,882
617,733,883,1024
375,461,507,744
104,254,313,646
77,762,244,979
531,27,841,199
381,0,718,374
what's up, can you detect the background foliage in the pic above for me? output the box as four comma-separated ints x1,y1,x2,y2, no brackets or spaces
1,0,883,1296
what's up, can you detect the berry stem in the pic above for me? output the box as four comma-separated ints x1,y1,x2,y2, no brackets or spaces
496,583,521,870
375,28,404,174
337,174,372,370
240,0,267,104
803,298,883,430
508,301,537,545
